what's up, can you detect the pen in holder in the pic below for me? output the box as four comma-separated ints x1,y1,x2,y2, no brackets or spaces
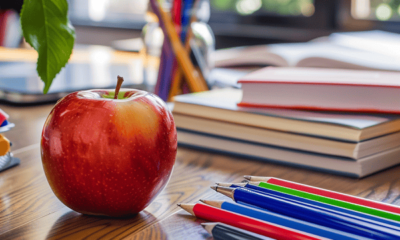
147,0,215,101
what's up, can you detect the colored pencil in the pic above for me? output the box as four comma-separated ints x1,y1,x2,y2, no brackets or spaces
244,176,400,216
168,0,201,101
217,182,400,229
222,182,400,223
212,186,400,239
172,0,182,28
160,0,182,101
154,40,167,96
202,222,275,240
178,203,326,240
201,200,372,240
149,0,208,93
151,0,172,98
159,40,175,101
180,0,194,42
256,181,400,222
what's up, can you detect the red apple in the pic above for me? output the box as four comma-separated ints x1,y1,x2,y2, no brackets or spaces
41,88,177,217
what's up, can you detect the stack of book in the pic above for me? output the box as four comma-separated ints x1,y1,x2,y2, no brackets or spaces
172,67,400,177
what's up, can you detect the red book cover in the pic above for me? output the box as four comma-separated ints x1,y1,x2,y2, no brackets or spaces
238,67,400,113
238,67,400,88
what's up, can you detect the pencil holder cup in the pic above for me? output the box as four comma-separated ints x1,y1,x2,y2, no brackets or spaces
142,22,164,57
142,21,215,74
190,21,215,79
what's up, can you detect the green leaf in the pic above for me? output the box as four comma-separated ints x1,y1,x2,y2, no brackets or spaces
20,0,75,94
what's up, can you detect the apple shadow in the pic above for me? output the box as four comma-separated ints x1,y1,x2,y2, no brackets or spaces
45,209,162,239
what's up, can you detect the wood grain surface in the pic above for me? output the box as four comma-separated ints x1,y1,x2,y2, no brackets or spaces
2,103,400,239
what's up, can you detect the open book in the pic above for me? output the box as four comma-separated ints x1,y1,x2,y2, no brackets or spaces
212,31,400,71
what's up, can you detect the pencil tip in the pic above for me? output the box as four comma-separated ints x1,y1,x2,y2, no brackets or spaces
243,175,251,180
177,203,181,207
201,222,213,226
199,199,205,203
210,185,217,191
201,222,215,234
215,182,220,185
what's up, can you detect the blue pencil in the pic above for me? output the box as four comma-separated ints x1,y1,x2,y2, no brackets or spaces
221,182,400,230
159,40,175,101
154,40,167,96
149,0,175,101
181,0,194,41
212,186,400,240
201,200,372,240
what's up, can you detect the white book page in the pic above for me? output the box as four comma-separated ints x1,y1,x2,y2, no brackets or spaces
269,41,400,71
211,45,289,67
329,30,400,58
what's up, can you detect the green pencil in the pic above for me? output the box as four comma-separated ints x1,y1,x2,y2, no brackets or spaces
257,182,400,222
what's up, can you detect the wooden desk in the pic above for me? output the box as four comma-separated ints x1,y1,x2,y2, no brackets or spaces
1,103,400,240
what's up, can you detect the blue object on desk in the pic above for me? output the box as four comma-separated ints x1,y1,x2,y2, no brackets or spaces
1,120,8,127
220,201,371,240
233,187,400,239
0,121,14,133
230,184,400,230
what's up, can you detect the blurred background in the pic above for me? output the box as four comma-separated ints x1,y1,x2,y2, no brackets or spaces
0,0,400,104
68,0,400,47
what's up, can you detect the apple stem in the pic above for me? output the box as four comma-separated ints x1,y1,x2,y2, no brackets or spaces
114,76,124,99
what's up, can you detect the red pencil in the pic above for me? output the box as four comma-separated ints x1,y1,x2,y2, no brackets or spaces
178,203,326,240
244,176,400,215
